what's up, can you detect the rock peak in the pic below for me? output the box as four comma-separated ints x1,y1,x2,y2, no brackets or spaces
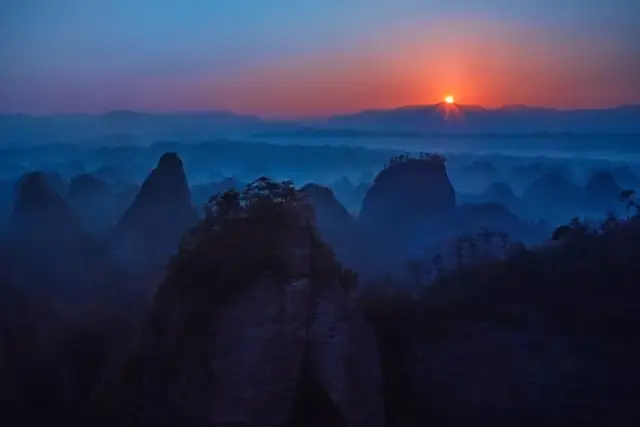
114,180,384,427
112,152,196,269
118,152,193,227
157,151,183,170
11,171,91,265
13,172,74,221
360,153,456,236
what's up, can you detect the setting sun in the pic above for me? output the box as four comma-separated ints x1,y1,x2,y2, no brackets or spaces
444,95,455,104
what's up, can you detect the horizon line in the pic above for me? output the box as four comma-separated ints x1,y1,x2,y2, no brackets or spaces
1,102,639,120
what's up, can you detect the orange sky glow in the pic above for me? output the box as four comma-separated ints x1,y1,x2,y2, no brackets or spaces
190,20,639,117
2,14,638,116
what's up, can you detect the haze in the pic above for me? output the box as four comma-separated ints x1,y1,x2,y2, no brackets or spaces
2,0,639,117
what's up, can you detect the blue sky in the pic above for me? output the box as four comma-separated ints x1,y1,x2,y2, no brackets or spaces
1,0,639,116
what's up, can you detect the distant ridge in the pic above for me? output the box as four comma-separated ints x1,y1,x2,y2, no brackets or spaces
322,103,640,134
254,127,425,139
1,104,639,147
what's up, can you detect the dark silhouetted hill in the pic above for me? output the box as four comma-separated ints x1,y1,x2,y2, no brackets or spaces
360,154,456,250
14,171,68,201
109,180,384,427
364,213,640,427
111,152,196,271
8,172,95,298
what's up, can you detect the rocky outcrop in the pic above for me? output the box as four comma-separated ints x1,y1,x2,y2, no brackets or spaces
209,277,383,427
210,277,311,426
360,154,456,247
113,180,384,427
178,276,383,427
14,171,68,201
111,152,196,270
305,280,384,427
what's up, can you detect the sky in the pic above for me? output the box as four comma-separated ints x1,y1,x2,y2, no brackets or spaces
1,0,639,117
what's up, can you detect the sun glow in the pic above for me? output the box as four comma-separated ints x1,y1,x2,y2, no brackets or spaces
444,95,455,104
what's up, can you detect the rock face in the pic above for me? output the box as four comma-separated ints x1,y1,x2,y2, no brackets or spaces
210,277,311,426
126,276,385,427
113,181,384,427
305,280,384,427
584,171,621,211
111,152,196,269
360,154,456,246
210,277,383,427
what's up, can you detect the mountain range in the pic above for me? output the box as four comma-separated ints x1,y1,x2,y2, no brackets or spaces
1,104,639,146
321,103,640,134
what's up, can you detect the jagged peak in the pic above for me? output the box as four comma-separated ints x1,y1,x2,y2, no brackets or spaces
123,152,191,212
12,172,88,243
14,172,69,214
157,151,184,170
113,152,195,256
